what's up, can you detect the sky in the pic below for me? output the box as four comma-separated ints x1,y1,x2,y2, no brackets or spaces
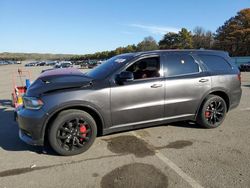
0,0,249,54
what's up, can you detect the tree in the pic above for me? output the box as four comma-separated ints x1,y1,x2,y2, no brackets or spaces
159,28,193,49
159,32,180,49
122,44,137,53
214,8,250,56
192,26,214,49
137,36,159,51
178,28,193,49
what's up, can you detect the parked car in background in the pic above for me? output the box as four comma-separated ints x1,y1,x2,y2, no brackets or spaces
0,60,8,65
46,61,57,66
54,61,73,69
81,62,88,69
0,60,17,65
6,60,16,64
239,62,250,72
25,62,37,67
41,61,73,73
17,50,242,156
36,61,47,66
87,63,96,69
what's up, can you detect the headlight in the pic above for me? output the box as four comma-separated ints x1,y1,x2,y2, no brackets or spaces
23,97,44,110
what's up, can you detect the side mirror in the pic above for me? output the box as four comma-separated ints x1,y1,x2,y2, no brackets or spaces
116,71,134,84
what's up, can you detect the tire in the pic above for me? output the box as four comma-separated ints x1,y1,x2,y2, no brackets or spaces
48,109,97,156
197,95,227,128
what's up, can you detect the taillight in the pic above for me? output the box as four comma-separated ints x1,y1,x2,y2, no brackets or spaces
238,73,241,83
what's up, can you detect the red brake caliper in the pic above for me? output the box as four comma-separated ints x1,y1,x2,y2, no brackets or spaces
205,111,211,118
79,124,87,142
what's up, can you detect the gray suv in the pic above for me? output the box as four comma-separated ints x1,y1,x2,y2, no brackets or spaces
17,50,242,155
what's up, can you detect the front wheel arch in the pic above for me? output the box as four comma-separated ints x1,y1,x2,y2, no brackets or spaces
43,105,104,146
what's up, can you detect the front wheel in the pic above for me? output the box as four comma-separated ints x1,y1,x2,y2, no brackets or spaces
197,95,227,128
48,110,97,156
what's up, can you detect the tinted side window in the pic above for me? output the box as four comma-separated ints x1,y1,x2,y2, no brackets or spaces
164,54,199,77
199,54,232,71
126,57,160,80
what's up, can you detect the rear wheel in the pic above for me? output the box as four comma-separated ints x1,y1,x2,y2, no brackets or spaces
197,95,227,128
48,109,97,156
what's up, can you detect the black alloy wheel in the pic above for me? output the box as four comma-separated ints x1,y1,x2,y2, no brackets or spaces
57,118,91,151
197,95,227,128
49,110,97,156
204,100,225,125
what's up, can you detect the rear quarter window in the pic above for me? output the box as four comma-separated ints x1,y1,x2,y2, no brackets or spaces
199,54,232,72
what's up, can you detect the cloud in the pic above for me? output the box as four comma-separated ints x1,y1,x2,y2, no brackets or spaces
129,24,180,35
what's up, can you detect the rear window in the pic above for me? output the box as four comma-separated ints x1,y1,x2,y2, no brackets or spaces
199,54,232,71
164,54,199,77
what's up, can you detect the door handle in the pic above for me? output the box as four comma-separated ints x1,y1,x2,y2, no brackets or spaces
199,79,209,83
151,84,163,88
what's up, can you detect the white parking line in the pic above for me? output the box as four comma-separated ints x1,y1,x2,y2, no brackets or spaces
132,131,204,188
240,107,250,111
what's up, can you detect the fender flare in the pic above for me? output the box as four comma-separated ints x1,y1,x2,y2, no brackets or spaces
195,87,230,119
41,100,106,141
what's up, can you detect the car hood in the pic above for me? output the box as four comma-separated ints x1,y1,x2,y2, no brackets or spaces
26,68,93,96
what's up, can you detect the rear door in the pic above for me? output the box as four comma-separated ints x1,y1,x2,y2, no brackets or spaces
163,53,211,118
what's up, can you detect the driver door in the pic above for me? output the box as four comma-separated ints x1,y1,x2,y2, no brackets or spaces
110,55,165,127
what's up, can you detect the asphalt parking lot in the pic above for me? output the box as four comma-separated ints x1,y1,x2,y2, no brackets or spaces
0,64,250,188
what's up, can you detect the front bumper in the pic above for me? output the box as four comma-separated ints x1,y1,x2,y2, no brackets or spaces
17,107,47,146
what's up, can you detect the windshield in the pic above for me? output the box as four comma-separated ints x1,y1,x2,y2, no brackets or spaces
86,54,134,79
